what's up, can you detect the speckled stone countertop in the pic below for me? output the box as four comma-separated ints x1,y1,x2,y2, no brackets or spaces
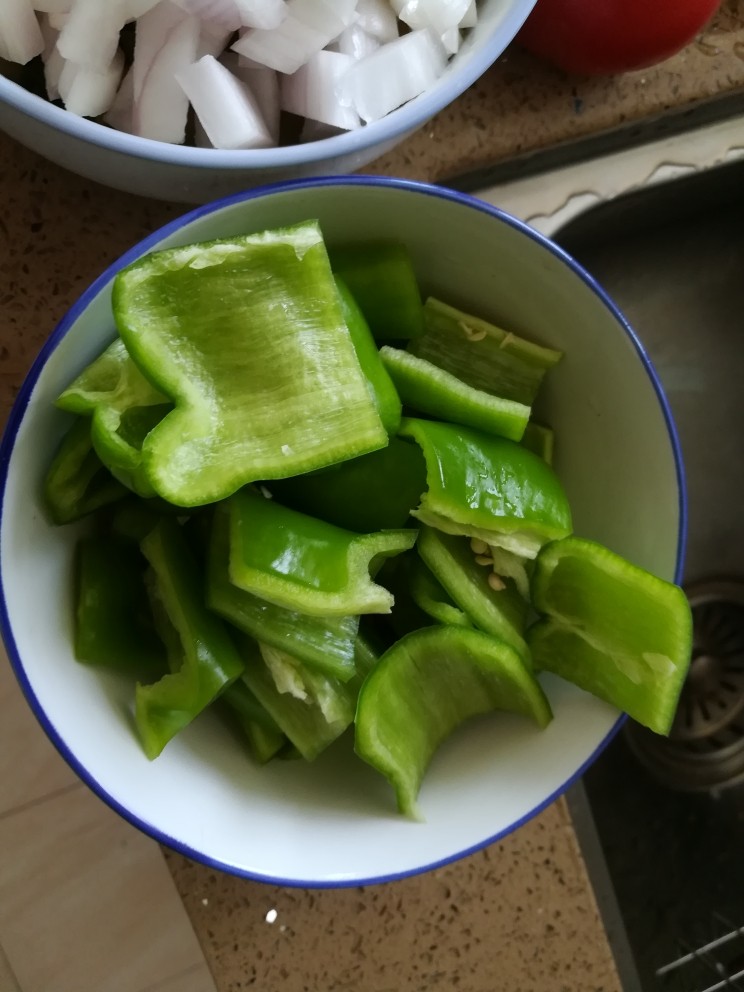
3,5,744,988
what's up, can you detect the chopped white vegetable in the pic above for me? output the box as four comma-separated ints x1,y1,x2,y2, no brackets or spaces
232,0,357,75
397,0,471,36
334,23,380,60
198,21,233,58
235,0,287,29
176,54,274,149
223,52,280,141
355,0,398,42
32,0,71,12
58,48,125,117
282,50,360,131
132,0,189,101
0,0,44,66
39,15,64,100
337,28,446,124
441,25,461,55
174,0,242,30
133,9,200,143
47,11,69,29
460,0,476,27
104,65,135,132
123,0,163,18
57,0,130,72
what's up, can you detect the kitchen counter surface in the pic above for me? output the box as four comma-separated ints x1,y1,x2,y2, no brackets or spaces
3,5,744,988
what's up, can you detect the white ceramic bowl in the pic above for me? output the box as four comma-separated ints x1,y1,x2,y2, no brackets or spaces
0,177,685,886
0,0,535,203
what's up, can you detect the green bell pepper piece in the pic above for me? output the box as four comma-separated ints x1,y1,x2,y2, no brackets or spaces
328,241,423,340
380,346,530,441
409,556,472,628
336,276,401,436
57,338,171,498
43,418,127,525
399,418,572,558
266,437,426,533
521,422,554,464
228,488,417,617
527,537,693,736
73,536,164,680
409,298,562,406
417,525,529,660
135,519,244,759
355,626,553,818
112,221,388,507
207,506,359,681
219,679,286,764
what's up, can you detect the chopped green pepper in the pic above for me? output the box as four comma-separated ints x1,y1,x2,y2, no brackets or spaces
112,222,388,507
355,626,553,818
266,437,426,533
417,525,529,659
409,556,472,628
521,422,554,464
409,298,562,406
43,418,127,525
57,338,171,497
329,241,423,340
399,417,572,558
135,519,244,759
207,506,359,681
228,488,417,616
528,537,692,735
380,346,530,441
220,679,287,764
336,276,401,436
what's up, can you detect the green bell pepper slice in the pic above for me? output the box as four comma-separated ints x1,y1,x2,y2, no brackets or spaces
399,418,572,558
409,298,562,406
57,337,171,498
112,221,388,507
266,437,426,533
521,422,554,464
73,536,164,680
409,556,472,628
355,626,553,818
207,506,359,681
228,488,417,617
336,276,401,436
380,346,530,441
43,418,127,525
135,519,244,759
220,679,286,764
417,525,529,660
527,537,692,735
328,241,423,340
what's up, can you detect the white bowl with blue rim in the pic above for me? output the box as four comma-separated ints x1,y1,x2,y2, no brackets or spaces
0,0,536,204
0,176,685,886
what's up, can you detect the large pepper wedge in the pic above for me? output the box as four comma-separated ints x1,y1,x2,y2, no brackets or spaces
135,519,244,758
228,488,417,617
112,221,388,507
355,626,552,818
399,418,572,558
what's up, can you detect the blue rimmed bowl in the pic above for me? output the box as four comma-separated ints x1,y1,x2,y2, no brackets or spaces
0,177,685,886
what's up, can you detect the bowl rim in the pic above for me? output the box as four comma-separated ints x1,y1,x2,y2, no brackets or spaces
0,175,687,888
0,0,538,171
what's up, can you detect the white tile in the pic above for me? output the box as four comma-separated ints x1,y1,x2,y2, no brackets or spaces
0,647,78,816
0,787,209,992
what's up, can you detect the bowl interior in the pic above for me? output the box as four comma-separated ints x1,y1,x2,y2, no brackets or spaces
0,179,683,885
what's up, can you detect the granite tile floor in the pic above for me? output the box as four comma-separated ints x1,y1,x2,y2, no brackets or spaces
0,648,216,992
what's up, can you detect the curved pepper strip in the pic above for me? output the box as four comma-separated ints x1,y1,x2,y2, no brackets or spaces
113,222,387,507
43,418,127,525
267,437,426,534
355,626,553,818
228,488,417,617
409,556,472,628
410,298,562,406
336,277,401,436
207,507,359,681
219,679,287,765
135,519,244,759
57,338,171,497
417,525,529,661
380,346,530,441
528,537,692,735
399,418,572,558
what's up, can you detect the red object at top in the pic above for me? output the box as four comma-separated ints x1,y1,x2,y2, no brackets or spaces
517,0,722,75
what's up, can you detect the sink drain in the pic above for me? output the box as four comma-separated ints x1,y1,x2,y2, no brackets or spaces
625,580,744,792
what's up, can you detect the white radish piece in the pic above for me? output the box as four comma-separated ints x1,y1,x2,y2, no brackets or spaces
441,25,461,54
176,54,274,149
335,23,380,60
133,12,200,143
223,52,280,141
47,11,69,29
281,50,360,130
0,0,44,65
232,0,357,75
174,0,242,30
57,0,131,72
123,0,163,18
235,0,287,29
397,0,471,36
39,14,65,100
460,0,477,28
337,29,447,124
132,1,190,101
355,0,398,42
103,65,135,132
58,48,125,117
198,21,233,58
32,0,71,12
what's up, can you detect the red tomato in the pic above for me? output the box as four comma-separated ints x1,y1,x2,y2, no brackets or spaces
517,0,722,75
